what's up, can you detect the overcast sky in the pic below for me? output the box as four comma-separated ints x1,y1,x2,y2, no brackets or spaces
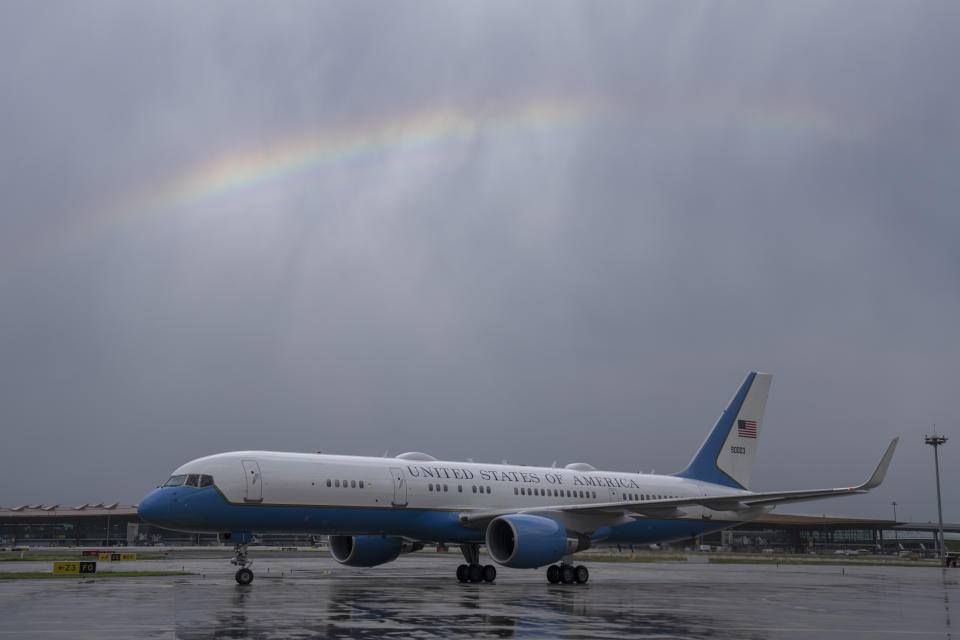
1,1,957,523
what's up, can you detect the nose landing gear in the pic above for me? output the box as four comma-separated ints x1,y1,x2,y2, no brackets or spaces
231,542,253,585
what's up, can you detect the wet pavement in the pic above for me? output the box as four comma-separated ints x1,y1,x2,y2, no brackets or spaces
1,553,956,638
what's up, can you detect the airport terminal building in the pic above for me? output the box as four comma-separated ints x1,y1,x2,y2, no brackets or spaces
0,504,952,553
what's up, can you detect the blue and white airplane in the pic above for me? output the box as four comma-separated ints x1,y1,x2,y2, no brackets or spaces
138,372,898,585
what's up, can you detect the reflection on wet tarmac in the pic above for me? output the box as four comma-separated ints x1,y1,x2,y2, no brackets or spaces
2,554,958,639
174,579,737,639
164,556,957,639
943,569,955,640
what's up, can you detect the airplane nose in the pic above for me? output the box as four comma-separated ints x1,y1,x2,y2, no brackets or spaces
137,488,169,525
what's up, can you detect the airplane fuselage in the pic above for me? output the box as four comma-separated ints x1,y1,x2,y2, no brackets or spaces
140,450,765,544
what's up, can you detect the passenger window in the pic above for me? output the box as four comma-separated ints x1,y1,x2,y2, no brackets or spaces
472,486,477,494
458,485,462,492
444,484,448,492
428,483,434,491
351,480,356,488
326,479,332,487
514,488,518,495
335,479,340,488
359,480,364,489
486,486,491,494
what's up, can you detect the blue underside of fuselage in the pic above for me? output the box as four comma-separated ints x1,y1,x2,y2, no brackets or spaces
139,486,733,546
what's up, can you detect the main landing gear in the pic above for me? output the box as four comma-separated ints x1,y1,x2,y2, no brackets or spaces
456,543,497,583
546,557,589,584
231,542,254,585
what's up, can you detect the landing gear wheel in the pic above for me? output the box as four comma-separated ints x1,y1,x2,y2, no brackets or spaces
560,564,575,584
235,567,254,585
574,565,589,584
546,565,560,584
482,564,497,582
468,564,484,583
456,564,469,582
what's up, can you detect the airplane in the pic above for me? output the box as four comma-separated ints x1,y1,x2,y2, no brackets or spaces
137,372,898,585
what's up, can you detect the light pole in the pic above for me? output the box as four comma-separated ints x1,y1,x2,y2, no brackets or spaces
924,434,948,562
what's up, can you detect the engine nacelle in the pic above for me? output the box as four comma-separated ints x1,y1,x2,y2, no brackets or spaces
485,514,589,569
329,535,422,567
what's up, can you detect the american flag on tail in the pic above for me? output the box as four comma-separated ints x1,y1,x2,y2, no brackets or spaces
737,419,757,439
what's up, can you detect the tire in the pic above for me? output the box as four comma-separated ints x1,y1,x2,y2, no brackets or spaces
574,565,589,584
235,567,254,585
456,564,469,582
546,565,560,584
482,564,497,582
468,564,484,583
560,565,575,584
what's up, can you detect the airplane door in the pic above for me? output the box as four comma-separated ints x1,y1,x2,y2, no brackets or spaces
609,487,619,502
390,467,408,507
242,459,263,503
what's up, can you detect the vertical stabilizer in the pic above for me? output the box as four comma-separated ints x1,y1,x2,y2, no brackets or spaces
674,372,772,489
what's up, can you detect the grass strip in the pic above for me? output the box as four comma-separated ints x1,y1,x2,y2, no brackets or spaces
0,553,166,562
577,552,940,567
707,556,939,567
0,571,190,580
575,554,688,563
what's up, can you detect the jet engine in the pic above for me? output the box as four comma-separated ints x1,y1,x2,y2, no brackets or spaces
485,514,589,568
329,535,423,567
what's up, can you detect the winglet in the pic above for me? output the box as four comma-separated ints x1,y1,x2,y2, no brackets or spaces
856,437,898,490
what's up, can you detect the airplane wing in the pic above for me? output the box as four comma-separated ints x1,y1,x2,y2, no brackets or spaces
459,437,898,528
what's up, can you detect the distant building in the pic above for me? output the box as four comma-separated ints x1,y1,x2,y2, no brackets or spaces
1,505,955,552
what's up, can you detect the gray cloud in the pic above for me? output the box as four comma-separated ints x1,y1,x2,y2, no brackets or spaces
1,1,957,522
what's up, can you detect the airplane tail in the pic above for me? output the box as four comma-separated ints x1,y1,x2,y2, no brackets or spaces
674,372,773,490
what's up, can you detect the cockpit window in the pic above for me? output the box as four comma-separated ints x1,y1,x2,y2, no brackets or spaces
185,474,199,487
163,475,187,487
199,474,214,487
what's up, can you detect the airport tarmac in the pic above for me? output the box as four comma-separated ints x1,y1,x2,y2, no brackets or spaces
0,552,956,639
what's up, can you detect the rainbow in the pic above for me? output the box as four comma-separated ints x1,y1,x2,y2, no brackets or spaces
13,93,854,272
27,96,603,263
